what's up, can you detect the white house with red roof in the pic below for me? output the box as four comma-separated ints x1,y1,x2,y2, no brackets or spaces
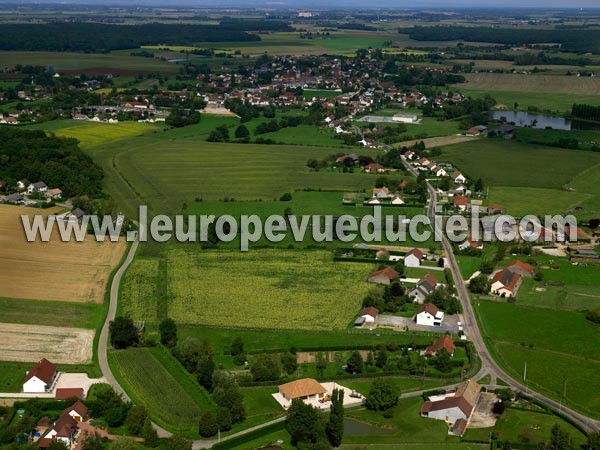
404,248,425,267
23,359,57,393
360,307,379,323
415,303,444,326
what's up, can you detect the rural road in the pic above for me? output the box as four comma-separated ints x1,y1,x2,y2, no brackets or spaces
98,236,138,402
402,155,600,433
97,164,599,449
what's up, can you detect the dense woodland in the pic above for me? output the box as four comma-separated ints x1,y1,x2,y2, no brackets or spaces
400,26,600,54
0,128,103,197
0,21,291,53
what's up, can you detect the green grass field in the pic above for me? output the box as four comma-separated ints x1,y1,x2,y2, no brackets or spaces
463,406,587,447
177,326,437,355
88,136,378,216
0,297,103,328
475,301,600,418
459,88,600,113
164,248,372,330
441,140,600,189
441,139,600,216
109,345,214,433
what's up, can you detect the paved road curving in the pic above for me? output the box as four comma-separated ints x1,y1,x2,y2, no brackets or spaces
402,155,600,433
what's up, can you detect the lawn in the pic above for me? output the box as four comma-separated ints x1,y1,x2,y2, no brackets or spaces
165,248,373,331
463,406,587,447
343,396,460,445
109,346,214,433
475,301,600,418
0,361,30,392
0,297,103,329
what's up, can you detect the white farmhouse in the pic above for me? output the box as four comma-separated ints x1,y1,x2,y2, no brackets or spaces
22,358,57,393
404,248,424,267
415,303,444,327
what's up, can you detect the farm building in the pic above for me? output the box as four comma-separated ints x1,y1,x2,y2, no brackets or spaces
420,380,481,436
364,163,386,174
415,303,444,327
392,113,419,124
465,125,487,137
372,187,391,199
570,248,600,264
278,378,327,403
505,260,535,278
404,248,424,267
490,269,522,297
367,267,399,285
23,359,57,393
424,334,455,357
27,181,47,194
458,238,483,251
360,306,379,323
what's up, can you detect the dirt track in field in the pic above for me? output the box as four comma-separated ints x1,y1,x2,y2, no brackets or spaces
0,205,126,303
0,322,93,364
396,135,475,149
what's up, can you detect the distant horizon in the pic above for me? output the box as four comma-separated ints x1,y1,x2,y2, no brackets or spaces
2,0,600,10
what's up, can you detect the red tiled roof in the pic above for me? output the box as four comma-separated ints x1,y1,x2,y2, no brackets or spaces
406,248,424,260
23,359,56,385
64,400,88,418
361,307,379,317
453,195,468,206
417,303,439,316
425,335,454,356
506,260,534,274
369,267,399,281
55,388,83,400
420,272,439,287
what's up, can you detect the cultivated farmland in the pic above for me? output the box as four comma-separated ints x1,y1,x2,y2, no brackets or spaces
0,205,127,303
109,346,214,432
165,248,373,331
460,72,600,95
0,323,93,364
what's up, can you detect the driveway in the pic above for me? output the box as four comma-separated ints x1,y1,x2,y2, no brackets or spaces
376,314,460,333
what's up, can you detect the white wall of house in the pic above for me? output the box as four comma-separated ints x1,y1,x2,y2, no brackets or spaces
416,311,444,326
22,376,47,393
362,314,376,323
416,311,435,326
404,254,421,267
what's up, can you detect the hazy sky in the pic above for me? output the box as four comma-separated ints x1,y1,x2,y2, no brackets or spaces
10,0,600,8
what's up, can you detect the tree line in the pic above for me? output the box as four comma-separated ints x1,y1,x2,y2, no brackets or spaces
0,128,103,197
0,23,261,53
